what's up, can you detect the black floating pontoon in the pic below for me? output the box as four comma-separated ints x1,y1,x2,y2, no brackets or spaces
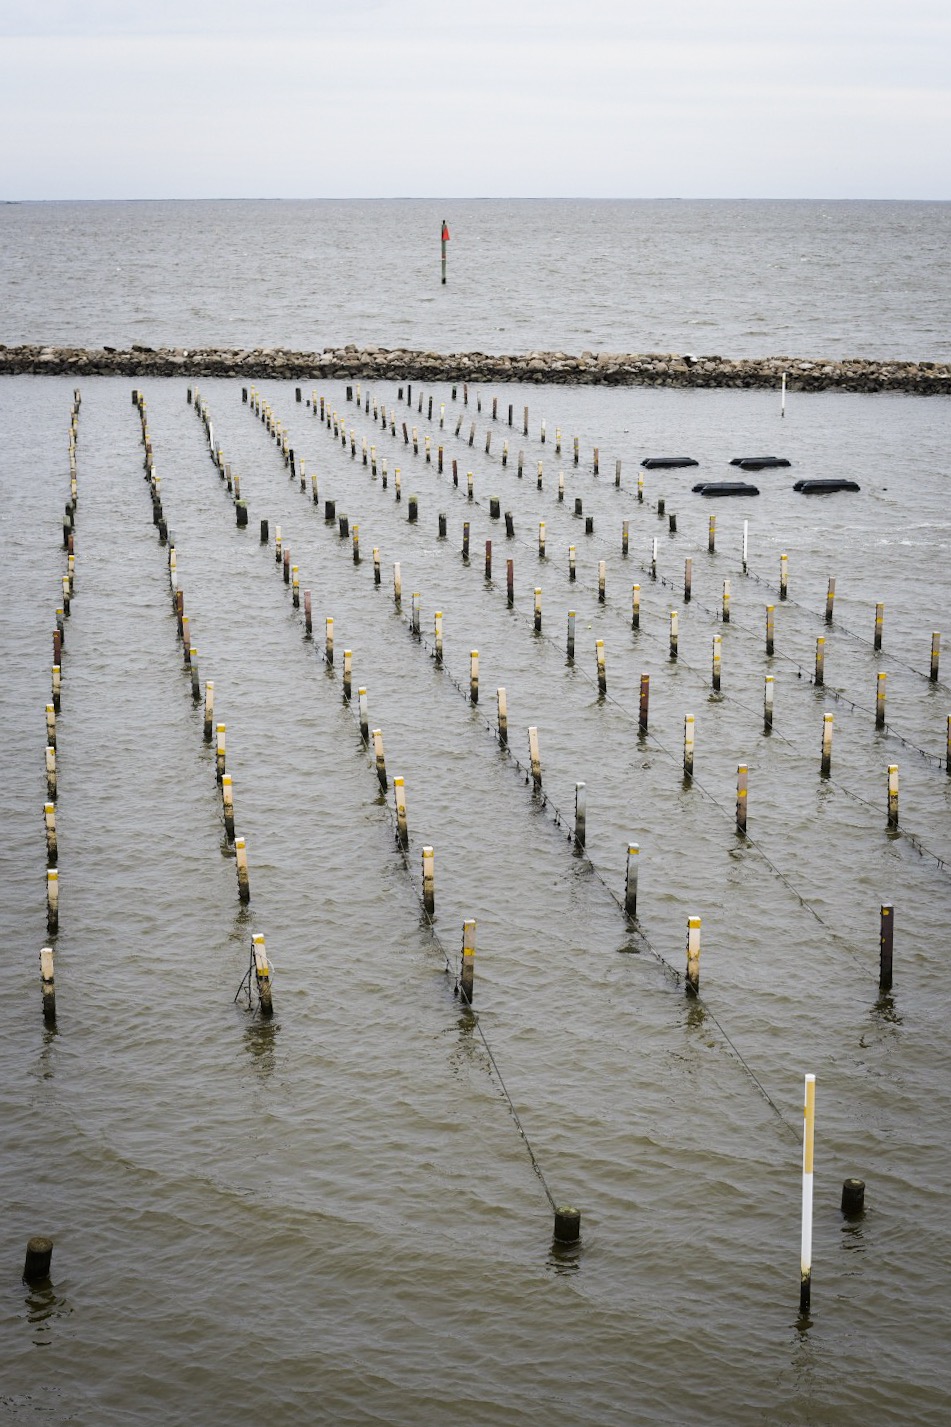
794,479,861,494
641,456,699,469
732,457,792,470
694,481,760,497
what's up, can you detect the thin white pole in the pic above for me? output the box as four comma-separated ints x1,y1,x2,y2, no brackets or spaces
800,1073,816,1313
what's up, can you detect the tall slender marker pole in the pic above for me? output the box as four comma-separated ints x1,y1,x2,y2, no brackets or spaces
800,1074,816,1313
441,220,450,284
880,903,894,991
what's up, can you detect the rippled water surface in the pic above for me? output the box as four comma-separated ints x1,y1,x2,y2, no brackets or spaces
2,365,950,1424
1,198,949,360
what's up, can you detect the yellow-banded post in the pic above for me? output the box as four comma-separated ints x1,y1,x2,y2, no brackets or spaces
596,639,606,695
880,903,894,991
874,602,884,651
358,688,369,743
639,674,650,733
764,674,774,732
203,682,214,742
373,547,381,585
470,650,479,705
343,650,352,701
411,593,421,637
625,844,639,917
779,553,788,600
373,729,388,791
708,515,716,553
422,846,435,917
599,560,606,604
291,566,300,608
622,519,629,555
394,777,409,848
47,868,59,935
887,764,899,827
44,802,57,865
567,611,576,662
434,612,443,666
574,782,586,848
215,723,226,783
252,934,272,1015
462,522,470,560
569,545,576,582
189,650,200,699
352,525,360,564
825,577,836,625
538,521,546,558
235,837,250,903
325,617,334,667
820,713,834,777
930,632,941,682
555,426,561,453
736,764,748,835
684,557,692,604
766,604,775,657
274,527,282,564
876,672,887,728
712,635,722,692
459,920,476,1004
46,746,56,801
632,584,641,630
40,946,56,1024
815,636,825,687
722,579,731,623
685,916,701,995
534,587,542,633
497,687,508,747
45,703,56,749
528,726,542,787
222,775,235,842
669,610,679,661
800,1073,816,1314
683,715,695,780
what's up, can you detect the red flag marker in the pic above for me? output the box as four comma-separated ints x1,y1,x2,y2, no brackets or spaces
441,219,450,284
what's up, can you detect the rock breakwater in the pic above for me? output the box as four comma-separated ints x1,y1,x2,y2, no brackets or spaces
1,344,948,394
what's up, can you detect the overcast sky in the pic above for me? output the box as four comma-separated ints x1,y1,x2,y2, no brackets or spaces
1,0,948,200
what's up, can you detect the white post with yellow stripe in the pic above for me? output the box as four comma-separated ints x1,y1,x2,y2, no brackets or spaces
685,916,701,995
252,934,273,1016
459,920,476,1004
800,1073,816,1313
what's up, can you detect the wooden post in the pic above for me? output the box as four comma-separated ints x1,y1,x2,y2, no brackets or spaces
394,777,409,848
722,579,730,623
887,764,899,827
460,920,476,1003
534,588,542,633
558,472,564,502
235,837,250,903
325,617,334,666
484,540,492,580
742,520,749,573
825,577,836,624
947,714,951,775
598,560,606,604
46,744,56,801
203,682,214,741
304,590,313,636
625,844,639,917
40,946,56,1024
815,637,825,687
876,672,887,728
800,1074,816,1313
537,461,544,491
358,688,369,743
874,602,884,651
528,726,542,787
616,457,622,488
574,782,586,848
506,559,514,606
596,639,606,694
841,1179,865,1217
820,714,833,777
393,562,402,606
766,605,775,657
712,635,722,692
497,688,508,747
434,611,443,666
669,610,679,660
352,525,360,564
470,650,479,705
930,632,941,683
343,649,352,701
411,593,420,637
215,723,226,783
462,522,470,560
779,554,788,600
222,775,235,842
568,545,576,581
373,548,381,585
538,521,546,558
651,538,658,581
51,663,61,712
292,566,300,606
736,764,748,834
252,934,273,1015
708,515,716,553
683,715,695,779
632,584,640,630
685,916,701,995
639,674,650,732
764,675,774,732
373,729,388,791
422,846,435,916
622,519,629,555
684,557,692,603
567,611,576,662
23,1237,53,1285
45,703,56,749
879,903,894,990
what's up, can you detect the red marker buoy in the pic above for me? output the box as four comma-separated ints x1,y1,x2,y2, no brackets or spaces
441,220,450,284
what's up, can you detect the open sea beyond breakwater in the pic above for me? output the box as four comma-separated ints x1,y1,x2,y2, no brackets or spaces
2,198,950,1426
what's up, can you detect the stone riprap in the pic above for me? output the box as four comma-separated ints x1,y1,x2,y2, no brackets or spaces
1,344,948,393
